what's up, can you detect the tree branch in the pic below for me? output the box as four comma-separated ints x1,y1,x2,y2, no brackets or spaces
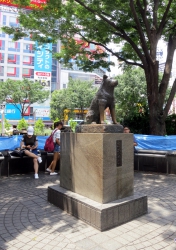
77,32,144,68
153,0,159,29
136,0,151,42
157,0,173,38
159,35,176,104
164,78,176,116
75,0,146,65
130,0,151,63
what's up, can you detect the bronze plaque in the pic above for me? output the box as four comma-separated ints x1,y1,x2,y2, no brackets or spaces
116,140,122,167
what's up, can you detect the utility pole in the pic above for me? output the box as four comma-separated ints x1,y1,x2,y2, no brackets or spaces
0,102,6,136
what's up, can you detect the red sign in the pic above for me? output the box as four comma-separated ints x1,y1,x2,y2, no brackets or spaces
0,0,46,9
35,72,51,77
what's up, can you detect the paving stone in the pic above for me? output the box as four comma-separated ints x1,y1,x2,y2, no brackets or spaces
1,172,176,250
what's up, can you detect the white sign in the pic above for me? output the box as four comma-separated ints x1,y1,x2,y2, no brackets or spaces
35,108,50,117
34,71,51,91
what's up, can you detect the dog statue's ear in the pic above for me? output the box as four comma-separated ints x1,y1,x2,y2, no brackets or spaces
103,75,108,80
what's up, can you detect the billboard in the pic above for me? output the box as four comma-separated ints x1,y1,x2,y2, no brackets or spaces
0,0,46,8
34,42,52,91
0,104,50,121
34,42,52,72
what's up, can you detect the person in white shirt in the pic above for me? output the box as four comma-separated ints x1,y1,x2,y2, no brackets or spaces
46,121,63,175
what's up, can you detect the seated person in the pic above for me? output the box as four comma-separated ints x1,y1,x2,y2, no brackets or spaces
20,126,42,179
123,126,138,147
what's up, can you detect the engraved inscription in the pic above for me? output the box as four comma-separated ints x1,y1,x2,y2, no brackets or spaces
116,140,122,167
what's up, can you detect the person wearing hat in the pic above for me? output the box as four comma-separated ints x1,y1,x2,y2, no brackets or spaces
20,126,42,179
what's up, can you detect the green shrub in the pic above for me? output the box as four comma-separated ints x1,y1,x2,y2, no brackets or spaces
17,118,28,130
34,119,45,135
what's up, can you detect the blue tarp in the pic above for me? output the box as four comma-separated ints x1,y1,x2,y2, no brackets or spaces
0,134,176,151
0,135,48,151
135,134,176,151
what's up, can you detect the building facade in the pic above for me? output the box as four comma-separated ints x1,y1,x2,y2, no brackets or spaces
0,4,105,124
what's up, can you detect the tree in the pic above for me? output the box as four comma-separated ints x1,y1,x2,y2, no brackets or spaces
3,0,176,134
0,78,50,118
115,68,148,121
50,78,97,121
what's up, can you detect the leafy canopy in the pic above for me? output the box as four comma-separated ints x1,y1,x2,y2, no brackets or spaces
50,78,97,121
115,68,148,121
2,0,176,134
3,0,176,71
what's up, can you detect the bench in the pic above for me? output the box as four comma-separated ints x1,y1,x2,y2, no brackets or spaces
135,149,169,174
0,150,53,177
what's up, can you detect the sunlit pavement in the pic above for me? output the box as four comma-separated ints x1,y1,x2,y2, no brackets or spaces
0,171,176,250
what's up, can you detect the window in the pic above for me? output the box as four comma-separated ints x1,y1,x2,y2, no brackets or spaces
0,29,5,38
9,16,17,23
9,16,18,27
0,40,5,50
7,67,16,74
8,41,16,49
30,107,33,116
23,55,33,65
7,67,16,75
23,43,34,53
8,54,16,63
0,53,4,63
8,54,20,65
22,68,34,78
7,67,19,77
8,42,20,52
2,15,6,25
0,66,4,76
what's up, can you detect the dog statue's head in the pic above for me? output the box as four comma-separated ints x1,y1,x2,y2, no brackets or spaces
102,75,118,87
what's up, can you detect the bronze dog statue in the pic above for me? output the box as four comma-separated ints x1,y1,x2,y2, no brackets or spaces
86,75,118,124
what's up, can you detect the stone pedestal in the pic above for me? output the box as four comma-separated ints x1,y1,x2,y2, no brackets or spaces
48,125,148,230
48,184,147,231
60,132,134,203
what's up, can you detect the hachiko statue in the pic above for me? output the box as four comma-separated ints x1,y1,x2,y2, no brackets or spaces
86,75,118,124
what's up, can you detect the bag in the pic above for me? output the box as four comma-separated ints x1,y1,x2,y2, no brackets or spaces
10,149,25,158
44,129,57,152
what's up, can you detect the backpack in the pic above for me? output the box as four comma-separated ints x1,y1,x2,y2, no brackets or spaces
44,129,57,152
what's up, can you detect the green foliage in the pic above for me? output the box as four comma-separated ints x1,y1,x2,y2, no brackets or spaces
5,119,11,130
34,119,45,135
17,118,28,130
0,119,12,135
50,79,97,121
69,119,78,133
2,1,176,134
115,68,148,121
122,113,150,135
2,1,176,72
165,114,176,135
0,78,50,118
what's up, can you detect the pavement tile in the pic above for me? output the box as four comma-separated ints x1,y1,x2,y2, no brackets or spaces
89,233,111,244
89,246,106,250
1,173,176,250
103,239,123,250
75,238,97,249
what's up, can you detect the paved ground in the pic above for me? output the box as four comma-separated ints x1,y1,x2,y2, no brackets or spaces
0,171,176,250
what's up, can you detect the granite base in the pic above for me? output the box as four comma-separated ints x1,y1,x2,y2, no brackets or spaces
48,185,148,231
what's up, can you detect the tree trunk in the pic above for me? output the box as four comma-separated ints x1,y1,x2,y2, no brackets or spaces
145,62,167,135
